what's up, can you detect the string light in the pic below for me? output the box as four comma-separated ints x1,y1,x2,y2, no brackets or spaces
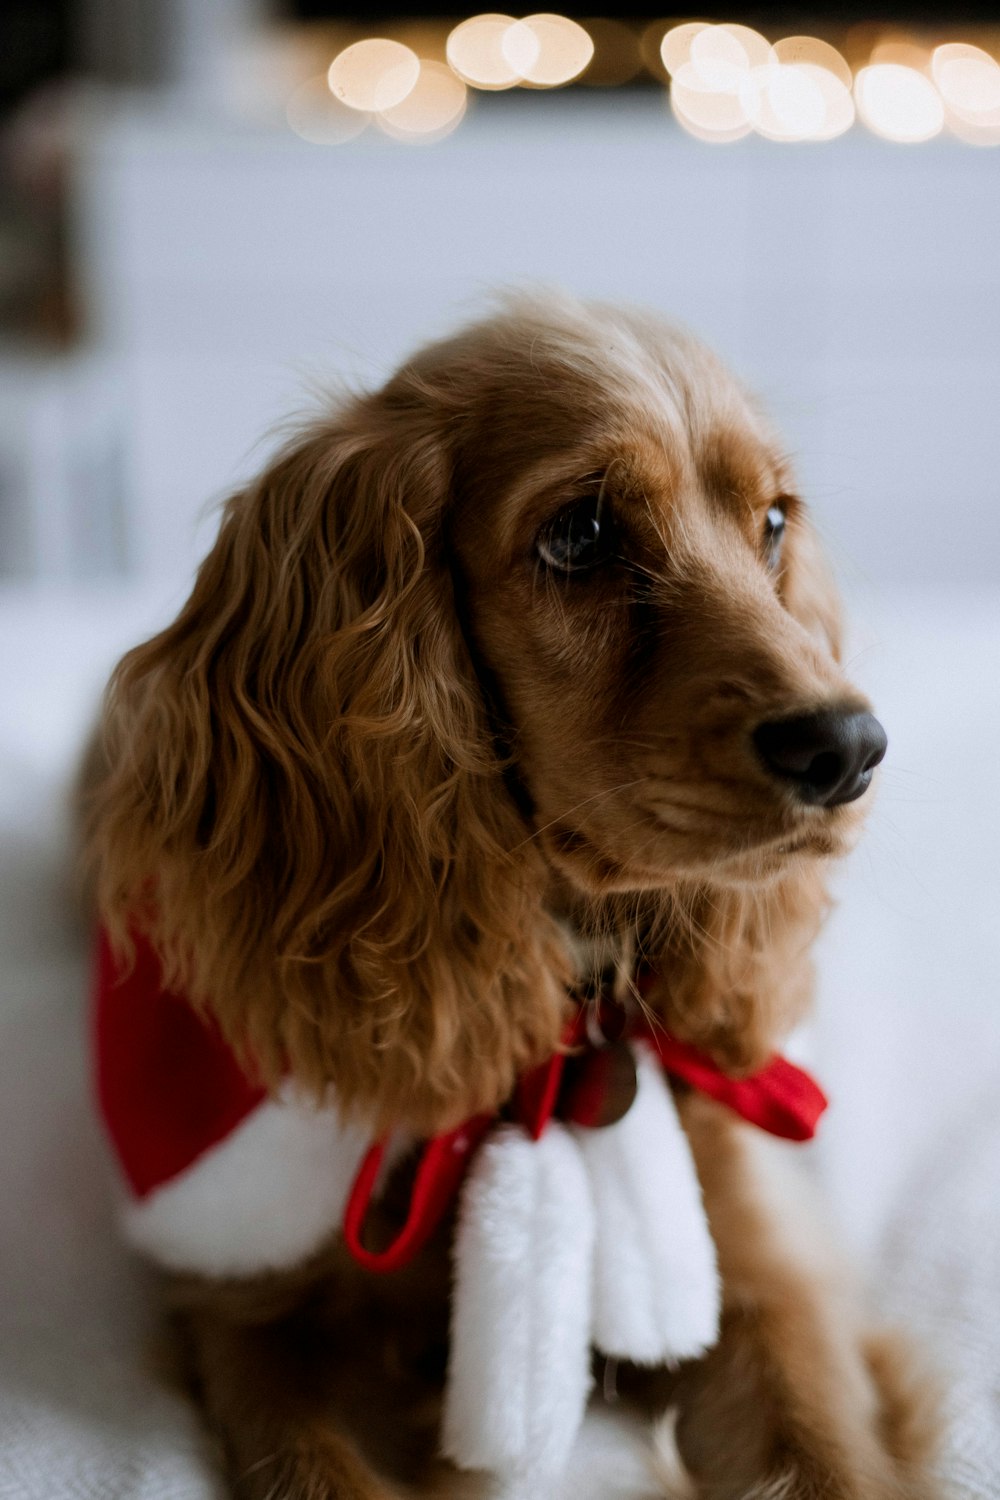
327,39,421,113
933,42,1000,116
287,75,370,144
660,21,711,79
670,82,752,143
742,45,855,142
664,24,770,143
854,62,945,143
446,14,538,90
932,42,1000,145
274,16,1000,148
742,64,832,142
690,24,773,84
517,15,594,87
773,36,852,91
377,60,468,142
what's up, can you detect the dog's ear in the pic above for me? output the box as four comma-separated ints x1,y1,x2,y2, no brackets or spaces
86,398,567,1131
650,863,830,1073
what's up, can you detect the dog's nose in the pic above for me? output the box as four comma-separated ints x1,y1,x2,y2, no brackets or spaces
753,709,887,807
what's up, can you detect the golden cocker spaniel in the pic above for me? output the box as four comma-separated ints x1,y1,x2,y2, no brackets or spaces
84,293,940,1500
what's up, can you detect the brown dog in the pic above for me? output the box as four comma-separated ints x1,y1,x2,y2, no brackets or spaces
85,293,940,1499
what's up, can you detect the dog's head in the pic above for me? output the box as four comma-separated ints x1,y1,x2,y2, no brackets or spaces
87,295,884,1128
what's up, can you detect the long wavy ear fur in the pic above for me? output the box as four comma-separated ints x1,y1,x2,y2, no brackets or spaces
85,397,568,1132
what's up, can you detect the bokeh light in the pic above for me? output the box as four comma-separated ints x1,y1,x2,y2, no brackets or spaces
446,14,539,90
669,93,753,143
742,59,855,142
518,15,594,87
946,111,1000,147
377,60,468,142
854,63,945,142
743,64,824,141
659,21,710,79
773,36,853,91
689,24,773,85
286,75,371,144
933,42,1000,117
327,39,421,113
275,18,1000,150
664,23,771,143
932,43,1000,143
670,72,753,143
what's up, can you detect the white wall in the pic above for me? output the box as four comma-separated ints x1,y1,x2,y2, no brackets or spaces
71,91,1000,593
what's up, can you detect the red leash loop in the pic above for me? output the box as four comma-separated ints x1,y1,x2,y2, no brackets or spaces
342,1114,494,1274
341,1017,586,1271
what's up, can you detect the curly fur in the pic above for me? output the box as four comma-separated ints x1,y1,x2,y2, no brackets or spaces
83,292,942,1498
87,392,569,1131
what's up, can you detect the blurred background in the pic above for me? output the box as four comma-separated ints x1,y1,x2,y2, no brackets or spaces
1,3,998,1497
2,0,1000,589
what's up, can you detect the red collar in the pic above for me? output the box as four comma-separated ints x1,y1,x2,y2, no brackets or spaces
344,996,827,1274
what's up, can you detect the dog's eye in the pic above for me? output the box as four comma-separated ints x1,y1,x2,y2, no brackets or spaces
763,504,787,568
537,496,613,575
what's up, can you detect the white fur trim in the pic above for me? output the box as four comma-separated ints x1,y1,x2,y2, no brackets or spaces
575,1044,720,1365
121,1083,369,1277
443,1122,596,1481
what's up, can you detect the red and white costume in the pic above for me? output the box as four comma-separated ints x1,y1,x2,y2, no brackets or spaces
93,925,827,1492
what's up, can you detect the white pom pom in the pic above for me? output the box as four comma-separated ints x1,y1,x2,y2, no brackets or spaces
443,1121,596,1480
576,1044,720,1365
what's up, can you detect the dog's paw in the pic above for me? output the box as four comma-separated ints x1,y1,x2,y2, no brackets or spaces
651,1409,697,1500
231,1436,403,1500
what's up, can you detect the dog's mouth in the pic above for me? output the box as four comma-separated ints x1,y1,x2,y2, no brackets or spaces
704,817,857,885
536,792,859,894
773,834,816,857
536,812,843,896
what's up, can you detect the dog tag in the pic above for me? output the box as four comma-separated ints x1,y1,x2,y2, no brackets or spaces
561,1040,638,1129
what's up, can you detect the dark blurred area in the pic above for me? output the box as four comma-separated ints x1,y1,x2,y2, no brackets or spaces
3,2,70,115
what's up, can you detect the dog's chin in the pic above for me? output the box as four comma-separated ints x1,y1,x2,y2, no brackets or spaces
538,814,860,897
704,834,838,889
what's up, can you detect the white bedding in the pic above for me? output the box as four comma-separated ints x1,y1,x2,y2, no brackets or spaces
0,583,997,1497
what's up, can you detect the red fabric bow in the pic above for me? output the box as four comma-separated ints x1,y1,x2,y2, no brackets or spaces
343,1002,828,1273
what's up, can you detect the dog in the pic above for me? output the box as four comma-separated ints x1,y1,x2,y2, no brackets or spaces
84,292,941,1499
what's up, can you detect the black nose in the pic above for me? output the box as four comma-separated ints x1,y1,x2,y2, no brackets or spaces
753,709,887,807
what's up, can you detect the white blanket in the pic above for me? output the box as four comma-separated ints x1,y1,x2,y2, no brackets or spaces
1,585,997,1498
878,1096,1000,1499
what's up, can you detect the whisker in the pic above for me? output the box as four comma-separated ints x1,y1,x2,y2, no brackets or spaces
508,777,649,853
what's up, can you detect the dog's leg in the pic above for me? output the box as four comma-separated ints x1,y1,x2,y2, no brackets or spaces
862,1326,945,1497
181,1301,408,1500
175,1261,495,1500
662,1095,942,1500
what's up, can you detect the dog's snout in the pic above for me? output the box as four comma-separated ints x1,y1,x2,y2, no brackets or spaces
753,710,887,808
